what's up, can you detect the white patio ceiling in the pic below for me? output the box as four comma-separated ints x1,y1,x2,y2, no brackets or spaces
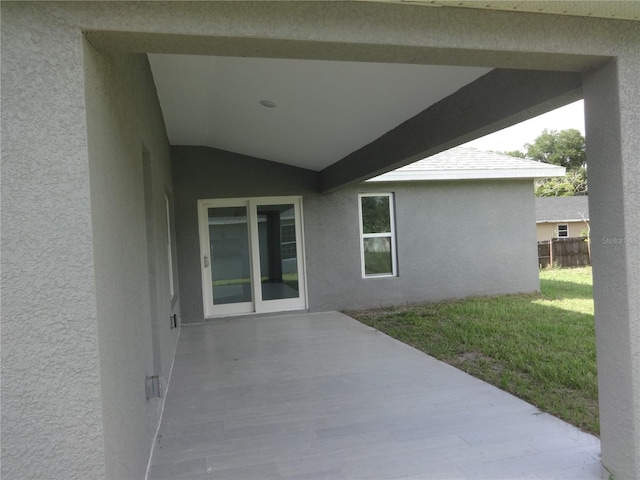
148,54,491,171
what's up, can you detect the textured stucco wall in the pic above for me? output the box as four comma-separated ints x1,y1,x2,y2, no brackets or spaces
75,2,634,68
173,147,539,320
1,4,180,479
2,2,639,478
584,54,640,480
83,45,180,479
1,6,106,479
306,180,540,311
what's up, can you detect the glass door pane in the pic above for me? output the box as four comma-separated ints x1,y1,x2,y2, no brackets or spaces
256,204,300,301
208,206,252,305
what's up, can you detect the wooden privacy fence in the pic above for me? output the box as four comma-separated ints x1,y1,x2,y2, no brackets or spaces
538,237,591,268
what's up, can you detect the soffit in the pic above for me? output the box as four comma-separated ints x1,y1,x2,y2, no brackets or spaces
149,54,491,171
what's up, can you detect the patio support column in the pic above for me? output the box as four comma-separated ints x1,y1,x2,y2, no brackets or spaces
583,53,640,480
1,5,106,478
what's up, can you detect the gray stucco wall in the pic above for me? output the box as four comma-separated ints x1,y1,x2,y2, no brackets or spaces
1,6,107,479
173,147,539,322
584,56,640,479
2,2,639,478
83,45,180,479
1,4,179,478
307,180,539,312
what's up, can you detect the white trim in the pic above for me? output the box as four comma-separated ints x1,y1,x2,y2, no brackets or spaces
536,219,589,224
164,194,175,298
368,166,565,182
358,193,398,278
297,198,310,311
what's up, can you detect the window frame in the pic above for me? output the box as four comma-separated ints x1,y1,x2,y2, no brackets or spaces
358,193,398,278
164,192,176,299
557,224,569,238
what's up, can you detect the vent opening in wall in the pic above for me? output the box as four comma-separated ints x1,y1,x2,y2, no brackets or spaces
145,375,162,399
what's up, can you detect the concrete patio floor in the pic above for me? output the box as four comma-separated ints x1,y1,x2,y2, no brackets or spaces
148,312,602,480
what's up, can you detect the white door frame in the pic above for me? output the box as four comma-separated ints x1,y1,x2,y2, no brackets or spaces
198,196,307,318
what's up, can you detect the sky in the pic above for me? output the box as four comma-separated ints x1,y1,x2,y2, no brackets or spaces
463,99,585,153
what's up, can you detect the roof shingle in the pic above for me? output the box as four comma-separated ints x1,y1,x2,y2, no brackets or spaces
535,196,590,222
368,146,565,182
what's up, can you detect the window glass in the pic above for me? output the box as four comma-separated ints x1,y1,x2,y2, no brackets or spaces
363,237,392,275
257,204,299,301
361,196,391,234
209,206,252,305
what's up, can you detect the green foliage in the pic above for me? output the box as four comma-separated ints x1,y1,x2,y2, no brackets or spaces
502,129,588,197
535,168,588,197
525,128,586,169
504,149,526,158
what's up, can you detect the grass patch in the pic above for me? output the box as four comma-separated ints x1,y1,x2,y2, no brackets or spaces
346,266,598,435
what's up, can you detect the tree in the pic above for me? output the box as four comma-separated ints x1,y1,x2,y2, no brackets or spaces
534,169,588,197
524,128,586,169
503,150,526,159
503,128,587,197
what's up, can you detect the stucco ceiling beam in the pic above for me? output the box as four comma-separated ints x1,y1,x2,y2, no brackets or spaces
318,68,583,193
84,31,608,73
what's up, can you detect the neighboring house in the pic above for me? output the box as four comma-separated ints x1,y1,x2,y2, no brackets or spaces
2,3,639,480
535,196,590,241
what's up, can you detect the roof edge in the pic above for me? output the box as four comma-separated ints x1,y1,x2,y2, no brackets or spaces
368,166,565,182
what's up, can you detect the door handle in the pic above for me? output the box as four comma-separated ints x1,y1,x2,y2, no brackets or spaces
204,255,209,268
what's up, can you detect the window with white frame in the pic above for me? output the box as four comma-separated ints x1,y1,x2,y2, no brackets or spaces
557,224,569,238
359,193,397,277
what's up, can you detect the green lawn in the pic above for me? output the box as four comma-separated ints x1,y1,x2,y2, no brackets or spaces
347,266,598,435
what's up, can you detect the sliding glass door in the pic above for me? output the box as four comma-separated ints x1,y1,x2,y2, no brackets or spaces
198,197,306,317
